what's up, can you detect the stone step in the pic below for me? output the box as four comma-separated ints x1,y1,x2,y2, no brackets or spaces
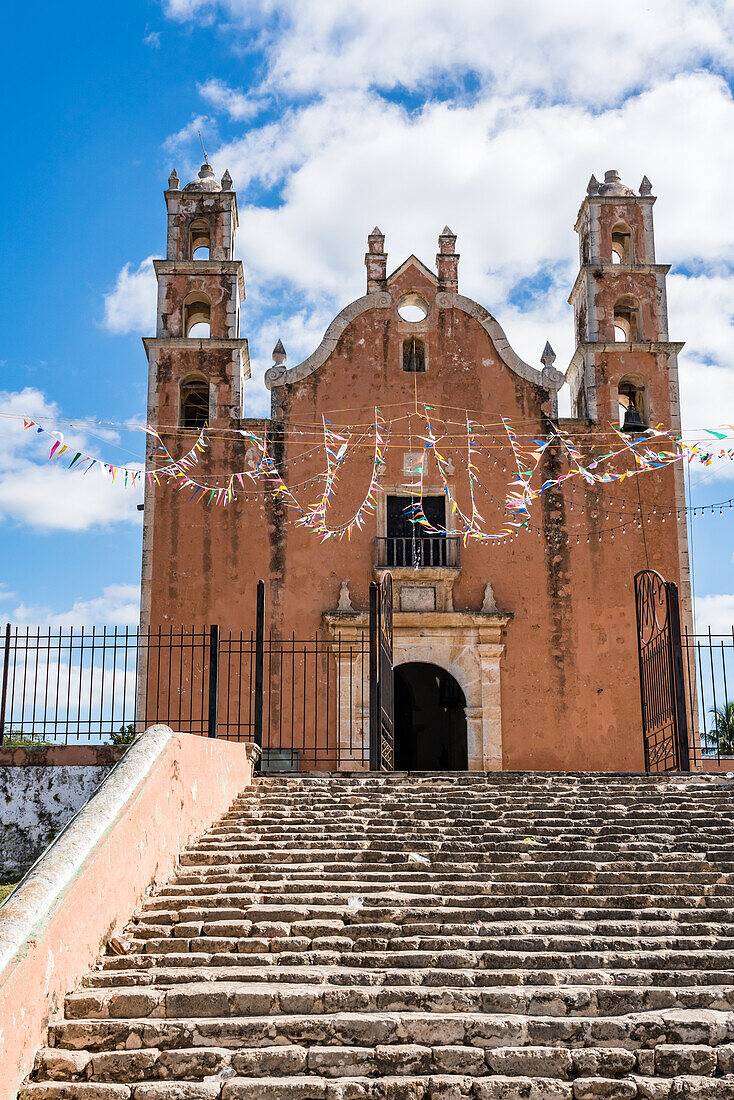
233,808,732,817
46,1007,734,1054
161,880,734,897
130,917,734,939
114,934,734,958
101,945,734,971
22,772,734,1099
83,965,734,990
184,853,733,875
132,902,734,926
31,1040,734,1082
221,839,734,855
142,895,734,922
20,1074,734,1099
65,981,734,1018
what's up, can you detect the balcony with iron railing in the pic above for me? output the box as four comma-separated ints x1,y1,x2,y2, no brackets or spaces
374,536,461,570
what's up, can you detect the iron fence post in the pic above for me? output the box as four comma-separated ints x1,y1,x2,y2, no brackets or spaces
253,581,264,749
207,625,219,739
368,580,379,770
0,623,10,746
667,582,691,772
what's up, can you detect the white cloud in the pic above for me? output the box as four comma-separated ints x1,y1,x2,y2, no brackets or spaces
244,301,337,416
143,29,161,48
162,114,213,155
102,4,733,458
102,256,158,336
162,0,734,109
215,74,734,424
0,388,144,533
198,79,262,121
695,593,734,636
11,584,140,629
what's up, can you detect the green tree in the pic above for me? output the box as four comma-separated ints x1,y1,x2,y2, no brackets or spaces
708,703,734,755
0,730,53,749
110,724,136,746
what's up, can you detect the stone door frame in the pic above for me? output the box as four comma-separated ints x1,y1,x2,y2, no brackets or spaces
323,610,511,772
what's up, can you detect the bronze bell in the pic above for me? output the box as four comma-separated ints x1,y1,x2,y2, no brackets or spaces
621,385,644,432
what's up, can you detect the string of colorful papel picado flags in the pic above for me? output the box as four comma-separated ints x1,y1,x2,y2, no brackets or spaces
17,409,734,545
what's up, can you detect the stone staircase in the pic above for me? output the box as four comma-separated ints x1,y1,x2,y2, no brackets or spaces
20,772,734,1099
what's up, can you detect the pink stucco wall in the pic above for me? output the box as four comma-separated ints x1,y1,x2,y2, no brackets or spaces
700,757,734,774
0,744,126,767
0,731,257,1098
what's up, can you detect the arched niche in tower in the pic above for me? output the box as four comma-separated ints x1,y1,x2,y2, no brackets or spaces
618,374,648,431
183,292,211,337
180,373,210,429
613,295,642,342
188,219,211,260
402,335,426,373
611,222,633,264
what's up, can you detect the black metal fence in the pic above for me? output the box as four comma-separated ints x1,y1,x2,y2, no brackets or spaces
0,609,369,770
683,628,734,767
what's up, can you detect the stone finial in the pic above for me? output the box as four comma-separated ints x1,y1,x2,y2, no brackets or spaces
481,581,498,612
365,227,387,292
272,339,287,365
540,341,556,367
586,174,600,195
221,169,233,191
337,580,354,612
436,226,459,293
368,227,385,252
183,162,221,193
168,168,180,190
639,175,653,196
598,170,635,197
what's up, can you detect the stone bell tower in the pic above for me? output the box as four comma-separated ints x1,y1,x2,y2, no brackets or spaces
567,169,683,433
142,162,250,434
139,163,250,638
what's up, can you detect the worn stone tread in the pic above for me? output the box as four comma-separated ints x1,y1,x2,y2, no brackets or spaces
18,774,734,1099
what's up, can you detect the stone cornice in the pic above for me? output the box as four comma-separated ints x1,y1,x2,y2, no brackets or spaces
323,610,513,643
153,259,245,299
567,263,671,305
574,193,656,233
565,341,684,382
143,336,249,353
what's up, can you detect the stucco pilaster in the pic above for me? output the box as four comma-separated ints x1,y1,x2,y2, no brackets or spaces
476,641,505,771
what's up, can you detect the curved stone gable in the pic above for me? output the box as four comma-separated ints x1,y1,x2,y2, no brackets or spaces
264,289,565,395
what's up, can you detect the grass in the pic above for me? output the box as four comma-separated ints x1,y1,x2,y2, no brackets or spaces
0,882,16,904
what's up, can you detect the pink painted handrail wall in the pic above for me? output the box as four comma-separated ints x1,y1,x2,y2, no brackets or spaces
0,727,258,1098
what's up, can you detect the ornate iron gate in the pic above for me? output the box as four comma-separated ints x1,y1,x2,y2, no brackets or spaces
634,569,690,772
369,573,394,770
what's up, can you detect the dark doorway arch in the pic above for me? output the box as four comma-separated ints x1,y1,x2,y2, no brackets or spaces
394,662,468,770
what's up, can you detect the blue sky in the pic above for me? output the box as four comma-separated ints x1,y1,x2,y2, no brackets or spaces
2,0,734,630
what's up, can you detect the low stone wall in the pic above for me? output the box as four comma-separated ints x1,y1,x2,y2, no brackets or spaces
0,745,126,880
0,727,259,1100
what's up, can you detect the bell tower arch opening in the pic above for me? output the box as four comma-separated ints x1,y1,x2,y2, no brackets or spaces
394,662,468,770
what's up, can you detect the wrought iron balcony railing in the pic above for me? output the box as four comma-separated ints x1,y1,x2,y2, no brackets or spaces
374,536,460,569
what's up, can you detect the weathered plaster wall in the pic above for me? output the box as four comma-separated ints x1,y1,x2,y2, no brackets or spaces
141,172,691,772
0,727,259,1100
144,261,686,772
0,761,110,880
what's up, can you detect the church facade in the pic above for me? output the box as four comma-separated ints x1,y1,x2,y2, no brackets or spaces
140,163,693,773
